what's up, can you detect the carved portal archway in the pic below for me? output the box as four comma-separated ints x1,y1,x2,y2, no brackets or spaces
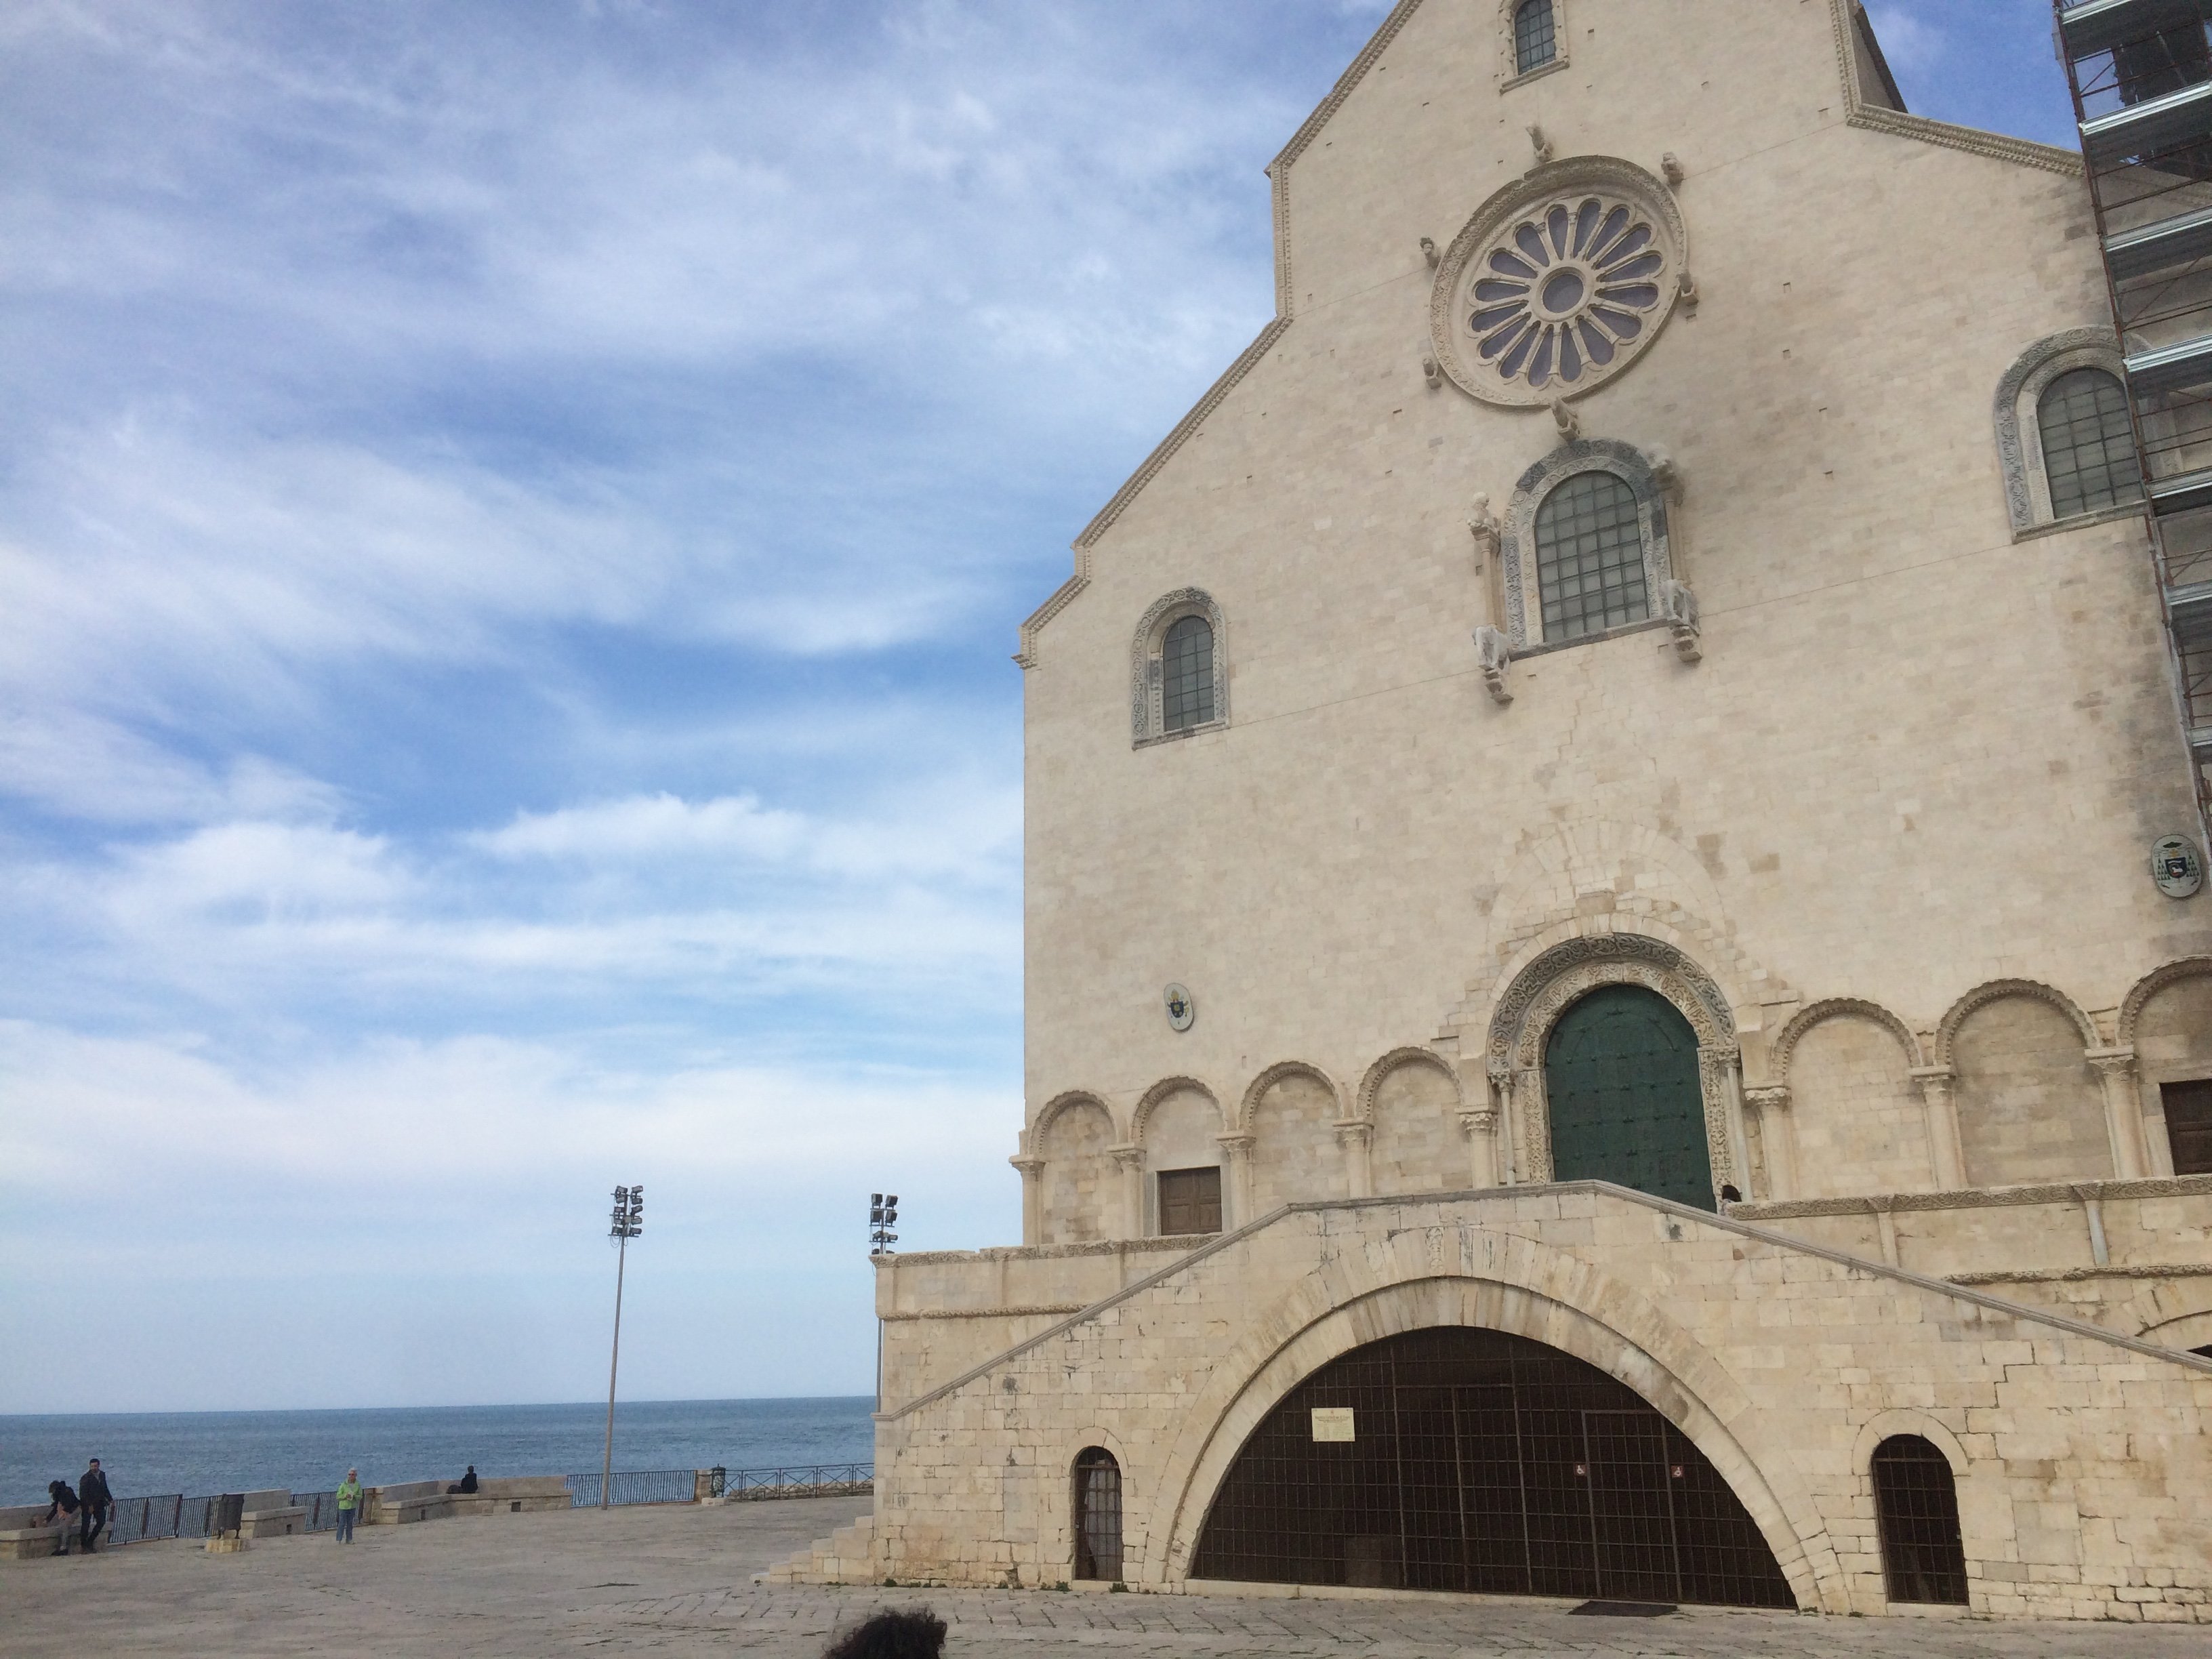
1484,934,1743,1198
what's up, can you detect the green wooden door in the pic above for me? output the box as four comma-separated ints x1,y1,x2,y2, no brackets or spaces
1544,985,1714,1210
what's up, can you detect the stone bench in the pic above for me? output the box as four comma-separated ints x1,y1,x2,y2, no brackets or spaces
364,1476,573,1525
0,1506,67,1562
238,1489,308,1539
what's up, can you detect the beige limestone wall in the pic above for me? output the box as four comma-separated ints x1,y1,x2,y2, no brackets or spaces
1369,1054,1462,1195
1952,996,2111,1187
1786,1014,1932,1200
859,1187,2212,1620
1038,1098,1115,1246
1014,0,2212,1241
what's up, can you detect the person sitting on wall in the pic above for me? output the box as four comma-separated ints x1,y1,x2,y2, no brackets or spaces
41,1481,81,1555
445,1465,478,1495
823,1609,947,1659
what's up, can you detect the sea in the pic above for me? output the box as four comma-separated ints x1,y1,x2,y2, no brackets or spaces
0,1396,875,1507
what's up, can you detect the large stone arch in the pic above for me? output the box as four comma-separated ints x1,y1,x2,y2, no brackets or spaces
1483,933,1744,1197
1766,999,1933,1200
1931,979,2097,1071
1936,981,2110,1186
1235,1060,1347,1131
2119,957,2212,1048
1033,1091,1120,1248
1772,998,1925,1080
1145,1225,1845,1612
1240,1060,1351,1216
1131,1076,1226,1145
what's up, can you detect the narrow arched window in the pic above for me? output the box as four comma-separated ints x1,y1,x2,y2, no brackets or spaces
1534,470,1648,642
1072,1447,1123,1581
1871,1435,1969,1605
1514,0,1557,75
2039,368,2140,520
1162,615,1215,733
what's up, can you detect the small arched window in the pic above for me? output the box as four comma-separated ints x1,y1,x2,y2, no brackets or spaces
1132,590,1227,747
1163,615,1215,733
1072,1448,1123,1581
2038,368,2140,520
1514,0,1557,75
1870,1435,1969,1605
1534,470,1650,641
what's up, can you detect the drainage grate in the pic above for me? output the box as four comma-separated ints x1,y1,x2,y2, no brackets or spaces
1570,1600,1677,1616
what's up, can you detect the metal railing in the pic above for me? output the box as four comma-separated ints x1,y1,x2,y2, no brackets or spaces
710,1462,874,1501
291,1490,344,1532
102,1494,199,1547
564,1469,697,1509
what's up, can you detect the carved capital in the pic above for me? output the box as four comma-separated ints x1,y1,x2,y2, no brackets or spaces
1908,1065,1957,1098
1214,1132,1256,1158
1107,1143,1147,1170
2085,1047,2139,1084
1333,1120,1374,1148
1008,1155,1046,1175
1458,1109,1498,1137
1742,1085,1790,1114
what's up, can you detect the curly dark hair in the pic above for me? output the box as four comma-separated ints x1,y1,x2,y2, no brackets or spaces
821,1607,947,1659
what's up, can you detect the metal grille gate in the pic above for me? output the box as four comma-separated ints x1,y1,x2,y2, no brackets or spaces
1191,1327,1795,1608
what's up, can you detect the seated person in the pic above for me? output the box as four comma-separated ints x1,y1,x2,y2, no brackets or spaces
446,1465,478,1495
41,1482,81,1555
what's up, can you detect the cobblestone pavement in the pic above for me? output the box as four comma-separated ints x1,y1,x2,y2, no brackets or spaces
1,1497,2204,1658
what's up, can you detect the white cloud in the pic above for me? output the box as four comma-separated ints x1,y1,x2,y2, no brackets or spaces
1864,6,1947,76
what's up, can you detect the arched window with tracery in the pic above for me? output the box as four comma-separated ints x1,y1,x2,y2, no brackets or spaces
1514,0,1557,75
1534,470,1650,641
2038,368,2140,520
1132,590,1227,747
1163,615,1214,733
1072,1448,1123,1581
1870,1435,1969,1605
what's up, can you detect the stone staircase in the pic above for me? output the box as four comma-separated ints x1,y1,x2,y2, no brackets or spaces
769,1512,876,1586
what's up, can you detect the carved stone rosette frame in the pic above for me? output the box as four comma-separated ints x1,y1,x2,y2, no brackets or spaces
1429,155,1687,409
1483,933,1742,1201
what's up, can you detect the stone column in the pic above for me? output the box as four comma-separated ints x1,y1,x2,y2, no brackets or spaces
1509,1067,1549,1183
1009,1155,1046,1248
2087,1048,2148,1180
1742,1086,1797,1202
1216,1132,1256,1230
1334,1121,1374,1199
1696,1045,1744,1199
1910,1067,1965,1191
1459,1109,1498,1189
1109,1144,1147,1239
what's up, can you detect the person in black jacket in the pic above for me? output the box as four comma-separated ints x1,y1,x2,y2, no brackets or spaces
77,1459,115,1553
445,1465,478,1495
822,1610,946,1659
41,1481,81,1556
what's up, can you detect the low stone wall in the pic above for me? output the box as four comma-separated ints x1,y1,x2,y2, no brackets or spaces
855,1184,2212,1622
363,1476,570,1525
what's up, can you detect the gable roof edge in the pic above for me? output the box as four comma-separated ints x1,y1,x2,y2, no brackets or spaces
1830,0,2081,178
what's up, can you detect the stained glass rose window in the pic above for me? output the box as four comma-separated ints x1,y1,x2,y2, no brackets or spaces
1429,159,1685,407
1469,198,1664,391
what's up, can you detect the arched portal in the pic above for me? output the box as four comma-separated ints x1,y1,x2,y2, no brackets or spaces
1189,1327,1795,1607
1547,985,1715,1209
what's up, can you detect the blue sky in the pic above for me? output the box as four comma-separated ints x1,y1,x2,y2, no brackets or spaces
0,1,2074,1413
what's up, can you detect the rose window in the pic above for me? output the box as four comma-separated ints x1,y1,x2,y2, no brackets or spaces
1468,198,1665,392
1428,161,1685,408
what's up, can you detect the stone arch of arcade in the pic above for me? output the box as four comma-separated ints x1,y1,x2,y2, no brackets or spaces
1143,1231,1846,1612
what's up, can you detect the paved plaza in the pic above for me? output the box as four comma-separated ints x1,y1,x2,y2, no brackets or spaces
1,1496,2205,1657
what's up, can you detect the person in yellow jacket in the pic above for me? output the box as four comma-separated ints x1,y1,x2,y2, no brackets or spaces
334,1470,363,1544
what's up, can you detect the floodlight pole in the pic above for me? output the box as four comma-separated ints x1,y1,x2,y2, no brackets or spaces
869,1192,899,1413
602,1184,643,1511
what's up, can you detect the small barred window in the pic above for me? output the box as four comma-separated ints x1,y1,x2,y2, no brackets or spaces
2039,368,2140,519
1163,615,1216,732
1515,0,1557,75
1534,471,1648,641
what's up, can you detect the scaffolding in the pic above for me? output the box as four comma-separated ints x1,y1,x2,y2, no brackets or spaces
2056,0,2212,825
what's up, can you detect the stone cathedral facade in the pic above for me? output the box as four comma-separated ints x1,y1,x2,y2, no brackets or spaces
777,0,2212,1621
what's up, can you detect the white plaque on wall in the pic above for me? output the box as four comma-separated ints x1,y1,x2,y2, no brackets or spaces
1310,1407,1355,1443
2152,834,2205,900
